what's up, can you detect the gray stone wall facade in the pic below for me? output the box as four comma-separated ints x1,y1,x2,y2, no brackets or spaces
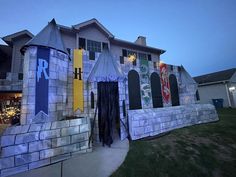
20,47,69,124
68,49,199,142
0,117,91,177
128,104,218,140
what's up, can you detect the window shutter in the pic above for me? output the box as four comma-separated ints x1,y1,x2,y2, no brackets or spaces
122,49,127,57
148,54,152,61
89,51,95,60
79,38,86,49
120,56,124,64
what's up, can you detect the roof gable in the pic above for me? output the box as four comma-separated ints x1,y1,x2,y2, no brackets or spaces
2,30,34,46
194,68,236,85
73,18,114,38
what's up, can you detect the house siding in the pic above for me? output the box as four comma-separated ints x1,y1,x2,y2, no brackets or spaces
198,83,230,107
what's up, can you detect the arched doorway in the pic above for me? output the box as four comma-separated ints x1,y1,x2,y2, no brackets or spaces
128,70,142,110
169,74,180,106
150,72,163,108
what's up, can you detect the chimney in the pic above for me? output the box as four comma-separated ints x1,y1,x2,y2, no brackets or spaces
135,36,146,46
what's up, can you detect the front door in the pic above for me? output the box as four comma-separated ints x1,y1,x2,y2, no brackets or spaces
97,82,120,147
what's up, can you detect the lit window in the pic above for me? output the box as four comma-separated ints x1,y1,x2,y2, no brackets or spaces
127,50,137,63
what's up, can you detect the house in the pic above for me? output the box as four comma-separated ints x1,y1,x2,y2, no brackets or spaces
0,30,33,123
194,68,236,108
0,18,218,176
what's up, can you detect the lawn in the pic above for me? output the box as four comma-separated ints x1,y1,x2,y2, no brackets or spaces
111,108,236,177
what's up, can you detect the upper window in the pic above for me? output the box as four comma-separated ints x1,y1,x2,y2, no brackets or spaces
138,53,147,60
79,38,86,49
102,42,108,50
87,40,101,52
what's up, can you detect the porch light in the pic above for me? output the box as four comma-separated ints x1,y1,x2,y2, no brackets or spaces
229,86,235,92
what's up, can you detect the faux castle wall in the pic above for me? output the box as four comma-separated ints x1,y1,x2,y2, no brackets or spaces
0,117,91,177
20,47,69,124
128,104,218,140
68,49,199,142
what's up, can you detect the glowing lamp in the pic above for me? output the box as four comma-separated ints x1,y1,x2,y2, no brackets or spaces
229,86,235,92
128,54,136,62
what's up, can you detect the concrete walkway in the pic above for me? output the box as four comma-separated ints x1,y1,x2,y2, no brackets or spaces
9,139,129,177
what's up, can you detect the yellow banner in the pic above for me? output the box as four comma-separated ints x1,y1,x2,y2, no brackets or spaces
73,49,84,112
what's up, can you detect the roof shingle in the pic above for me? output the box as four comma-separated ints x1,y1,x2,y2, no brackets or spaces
194,68,236,84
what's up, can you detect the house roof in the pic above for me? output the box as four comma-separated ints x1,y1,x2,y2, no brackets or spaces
59,18,165,54
2,30,34,46
110,38,165,54
21,19,67,54
73,18,114,38
194,68,236,85
5,18,165,55
88,49,125,82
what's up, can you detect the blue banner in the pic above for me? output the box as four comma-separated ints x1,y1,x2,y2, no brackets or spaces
35,47,50,115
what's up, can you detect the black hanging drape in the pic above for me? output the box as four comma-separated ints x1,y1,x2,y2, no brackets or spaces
97,82,120,147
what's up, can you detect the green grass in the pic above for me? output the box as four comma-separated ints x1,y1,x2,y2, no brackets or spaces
111,108,236,177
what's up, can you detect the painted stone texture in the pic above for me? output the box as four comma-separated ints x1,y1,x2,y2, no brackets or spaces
0,117,91,177
128,104,218,140
20,47,69,124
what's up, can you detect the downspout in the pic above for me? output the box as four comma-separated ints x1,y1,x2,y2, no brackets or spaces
225,82,232,107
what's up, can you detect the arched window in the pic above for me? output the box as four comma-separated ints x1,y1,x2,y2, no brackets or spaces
150,72,163,108
91,91,94,109
196,90,200,101
128,70,142,110
169,74,180,106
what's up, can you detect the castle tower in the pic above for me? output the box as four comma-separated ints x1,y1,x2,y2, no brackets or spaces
20,19,69,124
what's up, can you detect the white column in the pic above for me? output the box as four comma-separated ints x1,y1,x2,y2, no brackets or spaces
225,83,232,107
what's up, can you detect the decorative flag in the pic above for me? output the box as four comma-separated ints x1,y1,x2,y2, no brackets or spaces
73,49,84,112
35,47,50,115
160,63,171,104
140,58,152,108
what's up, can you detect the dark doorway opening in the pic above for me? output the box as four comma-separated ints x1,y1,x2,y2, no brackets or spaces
97,82,120,147
169,74,180,106
150,72,163,108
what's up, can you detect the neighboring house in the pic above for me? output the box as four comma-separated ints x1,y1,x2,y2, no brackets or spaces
0,30,33,102
194,68,236,108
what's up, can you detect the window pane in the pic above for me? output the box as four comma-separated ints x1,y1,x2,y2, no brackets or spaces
87,40,101,52
138,53,147,60
102,42,108,50
79,38,86,49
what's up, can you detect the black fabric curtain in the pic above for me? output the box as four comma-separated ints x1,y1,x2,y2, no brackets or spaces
97,82,120,147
